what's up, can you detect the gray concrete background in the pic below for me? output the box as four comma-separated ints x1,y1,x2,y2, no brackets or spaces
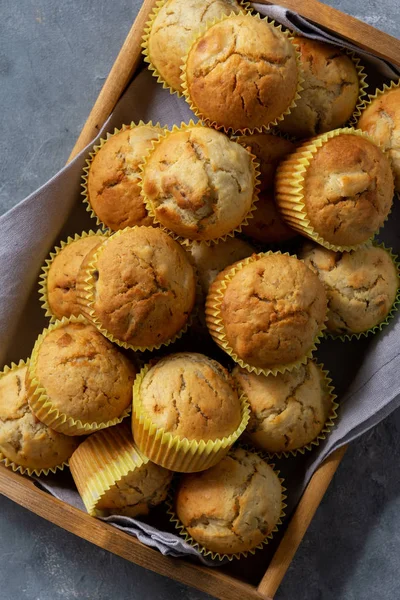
0,1,399,599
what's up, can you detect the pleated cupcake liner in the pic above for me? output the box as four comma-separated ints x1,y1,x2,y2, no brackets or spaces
81,120,166,229
166,450,287,561
26,315,132,436
275,127,393,252
205,250,327,376
131,363,250,472
75,227,199,352
38,229,109,322
180,12,304,135
351,75,400,125
138,120,261,246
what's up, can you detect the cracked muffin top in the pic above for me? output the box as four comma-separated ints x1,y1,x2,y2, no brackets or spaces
233,361,333,452
183,14,299,132
240,189,296,244
138,353,242,441
89,227,196,348
279,38,360,138
70,424,172,517
175,447,283,554
300,242,399,335
209,253,327,369
141,126,257,241
47,233,108,320
0,362,78,470
357,86,400,192
87,125,163,230
147,0,243,94
30,321,136,424
190,237,254,295
303,133,394,247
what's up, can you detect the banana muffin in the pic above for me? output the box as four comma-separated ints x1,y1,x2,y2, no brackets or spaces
233,361,334,453
174,447,283,555
206,252,327,373
357,84,400,192
241,190,296,244
70,424,172,517
182,13,299,132
27,319,136,435
77,227,196,349
301,242,399,335
45,232,108,320
86,124,163,230
279,38,361,138
276,131,394,248
141,126,258,241
0,361,78,473
145,0,243,94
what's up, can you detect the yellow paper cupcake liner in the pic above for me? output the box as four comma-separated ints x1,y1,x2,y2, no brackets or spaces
81,120,166,229
132,363,250,472
205,251,327,376
138,120,261,246
180,12,304,135
38,229,109,322
352,76,400,125
166,451,287,561
69,423,156,516
75,228,199,352
141,1,251,97
26,315,132,436
325,243,400,342
0,359,71,476
275,127,393,252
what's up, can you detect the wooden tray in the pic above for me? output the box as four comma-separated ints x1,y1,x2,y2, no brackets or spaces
1,2,400,599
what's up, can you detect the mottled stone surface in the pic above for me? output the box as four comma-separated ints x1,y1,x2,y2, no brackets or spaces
0,1,399,599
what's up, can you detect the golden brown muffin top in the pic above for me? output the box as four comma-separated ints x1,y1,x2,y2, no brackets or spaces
241,189,296,244
358,86,400,192
91,227,196,347
301,242,399,334
148,0,242,93
279,38,359,138
141,127,256,241
237,133,295,191
304,134,394,247
175,447,282,554
184,14,299,131
233,361,333,452
0,364,78,469
33,322,136,424
139,353,242,441
190,237,254,295
215,253,327,368
87,125,163,230
47,234,107,321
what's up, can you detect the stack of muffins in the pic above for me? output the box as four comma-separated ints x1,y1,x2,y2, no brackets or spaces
1,0,399,562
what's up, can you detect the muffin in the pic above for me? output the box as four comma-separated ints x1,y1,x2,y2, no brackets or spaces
70,423,172,517
0,360,79,474
84,123,164,229
26,318,136,435
132,353,249,472
144,0,243,94
279,38,362,138
357,83,400,192
205,252,327,374
173,447,284,556
40,231,108,321
233,361,336,454
301,242,399,336
276,129,394,250
241,190,296,244
190,237,255,295
76,226,196,350
182,13,300,132
140,125,258,242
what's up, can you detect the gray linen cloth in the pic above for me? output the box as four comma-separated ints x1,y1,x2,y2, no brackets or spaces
1,4,399,565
